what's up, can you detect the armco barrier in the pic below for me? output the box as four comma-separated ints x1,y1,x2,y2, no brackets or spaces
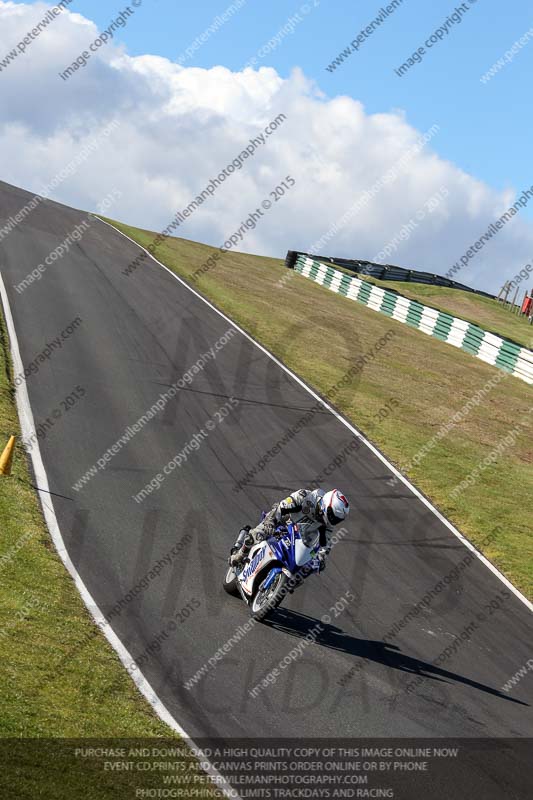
292,255,533,385
302,252,496,299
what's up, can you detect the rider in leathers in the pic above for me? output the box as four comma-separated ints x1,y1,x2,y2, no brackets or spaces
230,488,350,572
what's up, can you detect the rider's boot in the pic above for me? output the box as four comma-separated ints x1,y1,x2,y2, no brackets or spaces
230,526,253,566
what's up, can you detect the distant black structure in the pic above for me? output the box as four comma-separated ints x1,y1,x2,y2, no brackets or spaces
285,251,496,300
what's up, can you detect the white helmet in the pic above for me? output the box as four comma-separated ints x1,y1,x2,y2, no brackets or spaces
319,489,350,526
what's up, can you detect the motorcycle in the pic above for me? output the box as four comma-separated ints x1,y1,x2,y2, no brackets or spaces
223,515,322,621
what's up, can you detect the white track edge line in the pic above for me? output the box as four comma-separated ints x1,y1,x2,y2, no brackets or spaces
0,272,242,800
100,217,533,615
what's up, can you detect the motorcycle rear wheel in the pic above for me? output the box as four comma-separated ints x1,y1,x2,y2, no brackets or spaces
251,572,288,621
223,565,239,596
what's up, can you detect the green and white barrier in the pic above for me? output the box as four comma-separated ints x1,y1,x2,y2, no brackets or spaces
294,255,533,385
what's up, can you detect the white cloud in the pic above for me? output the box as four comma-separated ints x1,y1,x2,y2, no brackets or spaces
1,0,532,293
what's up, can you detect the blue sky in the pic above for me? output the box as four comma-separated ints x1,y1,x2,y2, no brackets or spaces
2,0,532,293
68,0,533,204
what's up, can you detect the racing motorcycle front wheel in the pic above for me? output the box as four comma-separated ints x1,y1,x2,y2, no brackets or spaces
251,571,288,621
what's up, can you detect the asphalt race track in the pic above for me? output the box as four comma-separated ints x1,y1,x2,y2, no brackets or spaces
1,180,532,794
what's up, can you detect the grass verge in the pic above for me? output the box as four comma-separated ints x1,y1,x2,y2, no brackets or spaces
108,219,533,601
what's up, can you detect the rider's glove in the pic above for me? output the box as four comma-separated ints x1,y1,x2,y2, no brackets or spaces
259,521,275,540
